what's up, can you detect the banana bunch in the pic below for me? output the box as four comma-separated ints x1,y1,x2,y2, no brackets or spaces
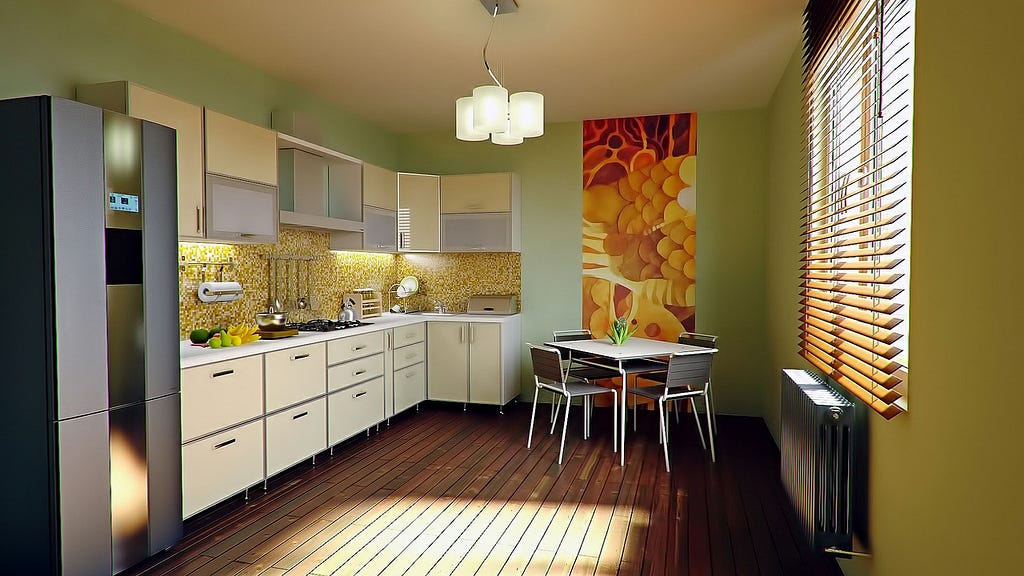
227,324,261,345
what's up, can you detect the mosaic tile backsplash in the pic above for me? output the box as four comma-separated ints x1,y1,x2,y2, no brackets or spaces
178,229,521,338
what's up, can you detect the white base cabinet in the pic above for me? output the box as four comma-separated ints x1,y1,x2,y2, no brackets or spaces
182,419,264,518
265,397,327,476
391,323,426,415
426,317,520,407
328,378,385,445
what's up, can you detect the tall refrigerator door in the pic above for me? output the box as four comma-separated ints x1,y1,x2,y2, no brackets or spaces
57,412,112,576
141,120,180,400
146,393,183,555
51,98,109,421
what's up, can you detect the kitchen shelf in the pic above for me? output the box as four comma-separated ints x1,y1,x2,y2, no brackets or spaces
279,210,364,233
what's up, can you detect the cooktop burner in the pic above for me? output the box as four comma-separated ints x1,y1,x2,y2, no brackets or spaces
287,319,374,332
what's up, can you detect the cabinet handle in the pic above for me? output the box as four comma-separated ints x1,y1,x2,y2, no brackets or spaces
460,326,465,343
405,370,417,379
213,438,236,450
353,391,367,398
196,206,202,234
291,353,310,361
405,352,416,360
292,411,309,420
385,332,391,350
212,369,234,378
352,345,367,351
353,369,367,376
470,326,475,343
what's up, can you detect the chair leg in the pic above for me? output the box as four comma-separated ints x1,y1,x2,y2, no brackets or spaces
559,397,572,465
550,395,562,435
583,397,589,439
659,398,670,472
612,390,618,452
632,397,638,432
708,380,718,434
528,388,539,449
705,392,716,462
691,397,706,450
674,398,681,424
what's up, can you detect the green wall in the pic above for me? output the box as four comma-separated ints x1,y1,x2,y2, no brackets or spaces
765,2,1024,573
0,0,399,168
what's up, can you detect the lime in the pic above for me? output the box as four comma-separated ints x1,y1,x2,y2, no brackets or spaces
189,329,210,344
208,338,222,349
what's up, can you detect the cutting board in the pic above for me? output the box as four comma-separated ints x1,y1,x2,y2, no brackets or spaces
256,328,298,339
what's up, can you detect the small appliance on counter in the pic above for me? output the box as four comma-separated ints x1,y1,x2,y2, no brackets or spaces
344,288,382,320
466,294,519,315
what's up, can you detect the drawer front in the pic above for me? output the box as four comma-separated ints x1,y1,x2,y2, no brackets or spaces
265,343,326,412
393,341,426,371
181,420,263,518
266,397,327,476
181,356,263,442
394,363,426,414
328,377,385,445
328,353,384,393
327,331,385,365
393,323,425,347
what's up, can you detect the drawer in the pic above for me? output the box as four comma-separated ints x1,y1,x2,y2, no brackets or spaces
328,377,385,445
328,331,385,365
265,343,326,412
327,353,384,393
266,397,327,476
393,323,425,347
394,362,426,415
393,341,425,371
182,419,263,518
181,356,263,442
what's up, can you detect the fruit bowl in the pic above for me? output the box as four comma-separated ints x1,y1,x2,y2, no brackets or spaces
256,312,288,330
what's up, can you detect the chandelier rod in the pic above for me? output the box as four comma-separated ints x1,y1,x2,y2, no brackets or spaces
482,2,503,88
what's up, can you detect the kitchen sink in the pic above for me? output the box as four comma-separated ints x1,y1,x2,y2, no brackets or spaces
415,311,460,316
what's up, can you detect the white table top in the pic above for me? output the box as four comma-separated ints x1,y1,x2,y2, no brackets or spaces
544,337,716,361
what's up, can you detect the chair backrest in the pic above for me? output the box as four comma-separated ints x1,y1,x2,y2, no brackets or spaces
528,344,567,389
678,331,718,348
664,352,714,391
552,329,592,342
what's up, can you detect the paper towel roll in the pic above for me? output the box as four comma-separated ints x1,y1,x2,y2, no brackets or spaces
198,281,244,303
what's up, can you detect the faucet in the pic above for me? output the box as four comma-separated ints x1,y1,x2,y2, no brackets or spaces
434,301,447,314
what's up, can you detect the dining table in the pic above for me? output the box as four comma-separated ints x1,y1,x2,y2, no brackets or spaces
545,336,718,466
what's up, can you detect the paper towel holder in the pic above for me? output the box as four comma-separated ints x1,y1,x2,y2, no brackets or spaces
180,256,235,282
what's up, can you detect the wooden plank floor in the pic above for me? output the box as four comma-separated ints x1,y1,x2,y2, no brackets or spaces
125,403,843,576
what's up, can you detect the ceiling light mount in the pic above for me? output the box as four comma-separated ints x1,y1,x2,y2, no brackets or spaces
456,0,542,145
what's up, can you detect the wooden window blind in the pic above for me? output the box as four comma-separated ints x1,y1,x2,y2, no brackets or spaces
800,0,914,419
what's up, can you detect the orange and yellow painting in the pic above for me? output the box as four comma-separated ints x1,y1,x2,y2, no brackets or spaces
582,114,697,342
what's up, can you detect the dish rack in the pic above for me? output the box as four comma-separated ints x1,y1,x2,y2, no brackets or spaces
344,288,382,319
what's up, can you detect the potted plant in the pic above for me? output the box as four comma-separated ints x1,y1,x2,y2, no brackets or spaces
608,316,639,345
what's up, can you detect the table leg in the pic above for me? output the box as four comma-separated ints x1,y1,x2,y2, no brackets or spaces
620,362,627,467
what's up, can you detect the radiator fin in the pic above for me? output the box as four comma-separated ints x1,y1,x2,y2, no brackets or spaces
781,369,855,552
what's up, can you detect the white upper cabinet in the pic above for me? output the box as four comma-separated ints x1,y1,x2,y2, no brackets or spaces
439,172,520,252
77,81,205,239
440,173,513,213
362,164,398,252
204,108,278,186
363,163,398,210
398,173,440,252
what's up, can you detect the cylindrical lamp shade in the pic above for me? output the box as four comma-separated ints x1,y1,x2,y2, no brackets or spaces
472,85,509,134
456,97,488,141
490,118,523,145
509,92,544,138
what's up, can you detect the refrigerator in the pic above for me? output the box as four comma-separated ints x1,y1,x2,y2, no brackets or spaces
0,96,182,575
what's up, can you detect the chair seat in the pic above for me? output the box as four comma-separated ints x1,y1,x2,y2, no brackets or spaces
540,380,616,397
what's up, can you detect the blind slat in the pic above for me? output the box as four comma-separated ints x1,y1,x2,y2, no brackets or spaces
802,288,903,314
801,341,903,400
805,323,902,365
804,243,904,261
802,306,901,344
804,315,903,359
802,297,903,329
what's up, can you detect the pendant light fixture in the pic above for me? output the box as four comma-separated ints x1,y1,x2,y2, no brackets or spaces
455,0,544,144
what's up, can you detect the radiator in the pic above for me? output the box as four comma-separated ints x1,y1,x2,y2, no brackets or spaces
781,369,855,552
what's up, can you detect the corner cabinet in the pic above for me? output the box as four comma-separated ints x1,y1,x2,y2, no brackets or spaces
398,173,440,252
76,81,206,239
426,317,521,409
440,173,521,252
363,163,398,252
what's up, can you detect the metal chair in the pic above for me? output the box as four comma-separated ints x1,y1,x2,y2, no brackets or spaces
527,344,618,465
628,351,715,471
678,332,718,432
547,329,621,424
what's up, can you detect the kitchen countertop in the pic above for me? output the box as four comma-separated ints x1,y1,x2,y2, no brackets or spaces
180,312,520,369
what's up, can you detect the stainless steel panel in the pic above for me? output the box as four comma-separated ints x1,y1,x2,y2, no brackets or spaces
104,111,143,231
107,284,145,408
145,394,182,554
57,412,112,576
110,403,149,574
50,98,110,421
141,121,181,399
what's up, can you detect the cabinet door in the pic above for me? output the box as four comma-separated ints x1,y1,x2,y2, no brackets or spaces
441,212,514,252
394,362,426,414
363,205,397,251
327,331,385,365
328,378,385,445
180,356,263,442
265,397,327,476
440,173,511,213
469,322,502,405
181,420,264,518
363,163,397,210
205,109,278,186
265,343,326,412
394,341,425,371
427,322,468,402
327,353,385,393
398,173,440,252
129,85,206,239
205,173,279,243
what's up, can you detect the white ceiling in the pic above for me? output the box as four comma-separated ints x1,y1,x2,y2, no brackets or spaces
114,0,805,134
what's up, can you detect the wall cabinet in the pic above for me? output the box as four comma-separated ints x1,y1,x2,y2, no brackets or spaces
398,173,440,252
265,397,327,476
279,148,362,222
76,81,205,239
362,164,398,251
204,109,278,186
440,172,520,252
426,319,520,407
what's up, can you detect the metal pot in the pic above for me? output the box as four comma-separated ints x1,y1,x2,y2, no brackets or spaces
256,312,288,331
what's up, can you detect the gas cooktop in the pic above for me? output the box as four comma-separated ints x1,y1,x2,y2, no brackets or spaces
287,319,374,332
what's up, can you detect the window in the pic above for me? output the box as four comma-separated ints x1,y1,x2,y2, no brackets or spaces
800,0,914,418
